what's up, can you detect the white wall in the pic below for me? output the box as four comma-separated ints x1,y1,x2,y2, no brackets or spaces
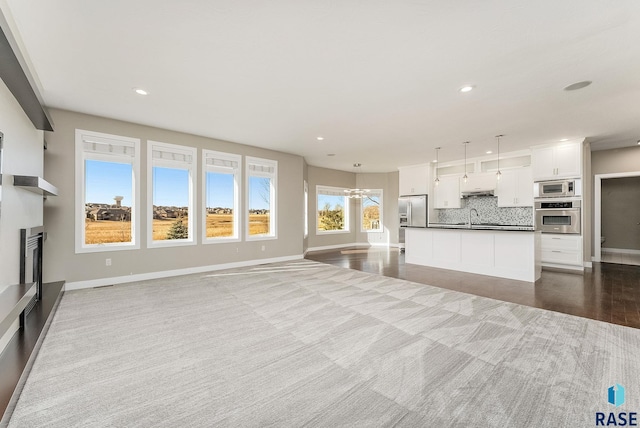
0,78,44,292
0,77,44,352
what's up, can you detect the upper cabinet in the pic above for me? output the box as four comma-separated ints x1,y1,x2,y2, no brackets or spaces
496,167,533,207
460,172,496,194
433,175,461,209
531,142,581,181
399,164,430,195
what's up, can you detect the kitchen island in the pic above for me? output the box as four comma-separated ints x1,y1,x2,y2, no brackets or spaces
405,226,541,282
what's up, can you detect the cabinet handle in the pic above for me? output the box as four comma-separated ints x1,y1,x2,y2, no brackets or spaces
551,237,561,240
552,250,562,253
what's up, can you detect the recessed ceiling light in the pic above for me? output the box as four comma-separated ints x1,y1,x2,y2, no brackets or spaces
486,151,492,154
134,88,148,95
327,153,335,156
563,81,592,91
459,85,474,93
560,138,569,142
637,140,640,145
316,136,324,141
432,159,438,163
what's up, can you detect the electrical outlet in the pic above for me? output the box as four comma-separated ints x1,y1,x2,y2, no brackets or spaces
261,245,266,251
236,247,239,253
105,258,112,266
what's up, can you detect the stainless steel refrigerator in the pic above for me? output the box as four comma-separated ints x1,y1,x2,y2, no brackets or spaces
398,194,428,251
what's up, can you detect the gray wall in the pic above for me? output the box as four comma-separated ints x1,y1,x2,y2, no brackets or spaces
590,146,640,258
601,176,640,250
355,171,399,245
306,165,357,250
43,109,304,284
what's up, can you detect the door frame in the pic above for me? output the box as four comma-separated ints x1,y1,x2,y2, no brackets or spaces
594,171,640,262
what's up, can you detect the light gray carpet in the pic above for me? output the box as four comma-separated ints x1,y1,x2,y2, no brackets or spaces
7,260,640,427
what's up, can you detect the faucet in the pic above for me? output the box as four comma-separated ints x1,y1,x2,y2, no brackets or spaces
468,208,479,228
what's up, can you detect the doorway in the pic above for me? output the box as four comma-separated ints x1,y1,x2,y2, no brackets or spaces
594,172,640,266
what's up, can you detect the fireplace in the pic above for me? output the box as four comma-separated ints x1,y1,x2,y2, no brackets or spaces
20,226,44,316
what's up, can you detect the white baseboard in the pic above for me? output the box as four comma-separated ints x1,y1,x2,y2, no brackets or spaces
583,261,593,268
602,248,640,255
66,255,304,291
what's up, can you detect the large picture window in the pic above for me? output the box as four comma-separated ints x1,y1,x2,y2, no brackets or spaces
246,157,277,239
148,141,197,247
316,186,349,233
203,150,241,243
75,129,140,253
361,190,383,232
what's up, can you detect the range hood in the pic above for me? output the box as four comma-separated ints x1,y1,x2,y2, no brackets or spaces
460,173,497,198
461,189,495,198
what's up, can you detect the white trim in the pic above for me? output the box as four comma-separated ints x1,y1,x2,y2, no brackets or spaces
594,171,640,263
355,242,391,247
602,248,640,255
316,185,350,234
147,141,197,248
202,150,241,244
360,189,383,233
65,255,304,291
584,261,593,268
303,180,309,238
75,129,141,254
246,156,278,241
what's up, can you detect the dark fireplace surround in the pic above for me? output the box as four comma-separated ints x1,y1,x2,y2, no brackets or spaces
19,226,44,317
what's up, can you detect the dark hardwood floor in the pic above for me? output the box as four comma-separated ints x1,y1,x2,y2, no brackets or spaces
306,247,640,329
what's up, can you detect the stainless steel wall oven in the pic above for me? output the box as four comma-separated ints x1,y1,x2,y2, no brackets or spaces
535,200,581,234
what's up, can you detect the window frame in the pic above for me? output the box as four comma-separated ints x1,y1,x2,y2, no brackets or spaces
202,150,241,244
75,129,141,253
245,156,277,241
147,140,197,248
316,185,350,235
304,180,309,238
360,189,384,233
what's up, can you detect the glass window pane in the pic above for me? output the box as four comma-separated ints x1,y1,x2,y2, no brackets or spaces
206,172,235,238
84,159,133,245
152,167,190,241
318,194,345,231
362,195,381,231
248,176,271,236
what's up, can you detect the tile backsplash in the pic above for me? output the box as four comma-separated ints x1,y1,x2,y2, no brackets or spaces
436,196,533,225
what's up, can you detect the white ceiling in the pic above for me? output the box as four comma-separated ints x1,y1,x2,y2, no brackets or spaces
4,0,640,172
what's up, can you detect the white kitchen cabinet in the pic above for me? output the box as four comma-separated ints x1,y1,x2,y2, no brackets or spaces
496,167,533,207
433,175,461,209
399,164,430,196
531,142,581,181
541,234,583,269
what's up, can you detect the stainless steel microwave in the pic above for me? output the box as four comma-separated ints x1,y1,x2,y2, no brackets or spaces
535,200,581,234
534,179,581,198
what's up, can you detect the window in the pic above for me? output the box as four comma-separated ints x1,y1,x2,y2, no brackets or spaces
316,186,349,233
75,129,140,253
361,190,383,232
148,141,197,247
246,156,277,239
203,150,241,243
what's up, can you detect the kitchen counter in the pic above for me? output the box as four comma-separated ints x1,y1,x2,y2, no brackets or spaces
405,227,541,282
428,223,535,232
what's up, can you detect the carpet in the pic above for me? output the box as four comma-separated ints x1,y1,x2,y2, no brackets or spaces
7,260,640,427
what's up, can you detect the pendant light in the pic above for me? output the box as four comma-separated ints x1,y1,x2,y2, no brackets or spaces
462,141,469,183
495,134,504,180
434,147,441,185
344,163,370,198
